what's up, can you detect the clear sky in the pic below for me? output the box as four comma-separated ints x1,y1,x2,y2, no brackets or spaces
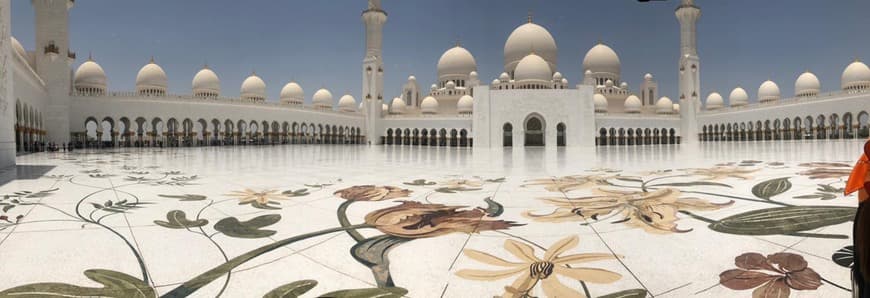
11,0,870,105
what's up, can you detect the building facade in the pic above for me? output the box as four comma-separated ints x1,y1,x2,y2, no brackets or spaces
2,0,870,169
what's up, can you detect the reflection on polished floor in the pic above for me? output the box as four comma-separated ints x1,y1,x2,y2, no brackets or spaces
0,140,862,297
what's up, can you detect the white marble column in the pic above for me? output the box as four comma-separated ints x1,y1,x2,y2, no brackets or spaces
0,0,15,168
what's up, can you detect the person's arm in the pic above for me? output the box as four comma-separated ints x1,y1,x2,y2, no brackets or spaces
863,140,870,201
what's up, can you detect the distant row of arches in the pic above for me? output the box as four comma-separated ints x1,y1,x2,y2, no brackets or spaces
701,112,870,142
15,100,45,152
383,128,472,147
78,117,364,148
596,127,680,146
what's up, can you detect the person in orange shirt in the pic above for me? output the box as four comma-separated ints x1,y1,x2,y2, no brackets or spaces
846,140,870,297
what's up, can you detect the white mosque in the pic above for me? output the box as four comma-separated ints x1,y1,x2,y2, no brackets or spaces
1,0,870,168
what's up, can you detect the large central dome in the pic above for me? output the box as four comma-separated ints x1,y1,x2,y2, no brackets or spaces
504,20,557,75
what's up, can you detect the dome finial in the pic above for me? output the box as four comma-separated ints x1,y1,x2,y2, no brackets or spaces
149,56,155,63
527,10,533,23
203,60,209,69
87,51,93,61
455,38,461,47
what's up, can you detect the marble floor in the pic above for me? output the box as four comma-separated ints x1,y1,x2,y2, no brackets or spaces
0,140,863,298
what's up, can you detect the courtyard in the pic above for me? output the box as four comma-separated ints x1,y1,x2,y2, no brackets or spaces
0,141,862,297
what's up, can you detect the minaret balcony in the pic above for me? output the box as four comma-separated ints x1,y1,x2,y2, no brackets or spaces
44,43,59,61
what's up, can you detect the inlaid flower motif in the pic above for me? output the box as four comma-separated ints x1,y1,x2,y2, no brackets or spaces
456,235,621,298
798,162,851,168
440,179,484,189
522,175,611,193
719,252,822,298
797,166,852,179
688,166,758,180
364,201,520,238
226,188,286,205
524,188,733,233
333,185,412,202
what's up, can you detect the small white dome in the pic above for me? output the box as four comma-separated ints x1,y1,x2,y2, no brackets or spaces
729,87,749,107
457,95,473,114
10,36,26,59
430,84,438,91
339,94,356,112
136,58,168,94
624,95,641,113
842,60,870,91
408,75,416,81
705,92,724,110
758,80,781,102
280,82,304,104
795,71,820,97
561,78,568,85
673,103,680,113
656,96,674,114
313,88,334,108
593,93,608,113
644,73,653,81
605,79,614,87
382,103,389,113
469,71,478,80
504,22,558,74
553,72,563,81
492,79,501,85
583,43,621,77
514,53,552,82
499,72,510,82
359,101,364,110
192,67,220,97
390,97,405,114
240,73,266,101
446,80,456,89
437,46,477,80
620,82,628,89
74,59,107,92
421,96,439,114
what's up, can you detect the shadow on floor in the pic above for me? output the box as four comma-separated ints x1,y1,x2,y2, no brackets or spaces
0,164,56,186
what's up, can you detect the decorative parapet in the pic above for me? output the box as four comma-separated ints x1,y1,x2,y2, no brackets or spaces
71,90,363,117
383,113,472,119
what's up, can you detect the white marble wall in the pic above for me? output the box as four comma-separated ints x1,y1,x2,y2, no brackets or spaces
473,85,595,148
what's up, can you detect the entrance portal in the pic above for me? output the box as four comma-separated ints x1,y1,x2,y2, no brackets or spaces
524,115,545,146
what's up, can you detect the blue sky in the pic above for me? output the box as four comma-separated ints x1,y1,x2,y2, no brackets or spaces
11,0,870,105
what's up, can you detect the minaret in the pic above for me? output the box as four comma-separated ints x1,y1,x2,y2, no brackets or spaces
676,0,700,144
362,0,386,145
33,0,74,143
